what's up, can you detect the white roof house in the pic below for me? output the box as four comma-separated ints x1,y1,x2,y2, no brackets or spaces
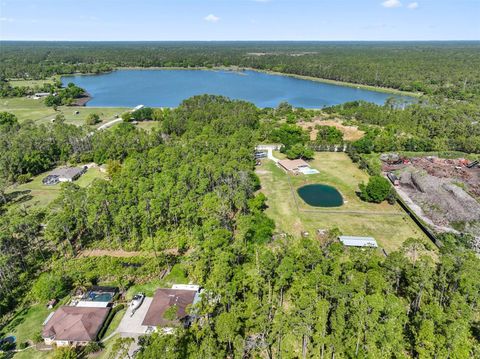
339,236,378,248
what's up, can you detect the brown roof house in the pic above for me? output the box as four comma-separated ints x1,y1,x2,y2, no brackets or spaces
42,306,110,347
278,159,310,173
142,287,201,333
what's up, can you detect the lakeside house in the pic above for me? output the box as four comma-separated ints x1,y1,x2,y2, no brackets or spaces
42,306,110,347
142,285,201,332
338,236,378,248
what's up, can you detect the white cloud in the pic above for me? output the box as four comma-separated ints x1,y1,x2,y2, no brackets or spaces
204,14,220,23
407,2,419,9
0,17,14,22
382,0,402,8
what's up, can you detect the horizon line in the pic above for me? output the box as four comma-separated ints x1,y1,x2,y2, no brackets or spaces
1,39,479,42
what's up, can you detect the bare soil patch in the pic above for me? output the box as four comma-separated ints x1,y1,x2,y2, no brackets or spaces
298,118,365,141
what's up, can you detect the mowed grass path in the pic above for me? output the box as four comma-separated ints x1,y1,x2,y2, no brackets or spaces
257,152,427,252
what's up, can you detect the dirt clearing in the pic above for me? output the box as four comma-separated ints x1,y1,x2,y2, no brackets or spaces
298,118,365,141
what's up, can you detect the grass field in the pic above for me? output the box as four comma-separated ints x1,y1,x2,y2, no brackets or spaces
2,304,50,347
256,152,429,252
0,97,128,127
9,78,57,88
7,166,107,208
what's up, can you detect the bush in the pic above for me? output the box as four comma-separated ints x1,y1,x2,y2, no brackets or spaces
17,173,32,184
31,273,70,302
359,176,393,203
83,342,103,354
285,143,314,160
85,113,100,125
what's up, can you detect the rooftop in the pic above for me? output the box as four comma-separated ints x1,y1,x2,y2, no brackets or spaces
339,236,378,248
278,158,310,171
50,167,85,180
142,289,197,327
42,306,110,342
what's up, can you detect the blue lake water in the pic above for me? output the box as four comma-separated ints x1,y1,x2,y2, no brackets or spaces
62,69,412,108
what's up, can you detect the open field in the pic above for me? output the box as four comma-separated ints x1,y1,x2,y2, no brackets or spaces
1,304,50,351
0,97,128,127
7,166,107,208
9,77,57,88
256,152,430,252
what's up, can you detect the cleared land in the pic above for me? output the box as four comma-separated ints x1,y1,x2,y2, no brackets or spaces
0,97,128,127
256,152,429,252
6,166,107,208
298,118,365,142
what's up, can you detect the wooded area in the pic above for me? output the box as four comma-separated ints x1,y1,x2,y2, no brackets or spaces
1,96,479,358
1,41,480,100
1,40,480,358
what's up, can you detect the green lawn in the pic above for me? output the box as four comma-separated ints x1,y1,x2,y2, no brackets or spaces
7,166,107,208
0,96,128,127
0,97,57,123
136,121,160,131
125,263,188,300
96,333,119,359
12,348,50,359
257,152,429,252
2,304,50,346
9,78,57,88
102,308,126,339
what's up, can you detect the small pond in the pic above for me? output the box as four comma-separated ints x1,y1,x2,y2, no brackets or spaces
297,184,344,207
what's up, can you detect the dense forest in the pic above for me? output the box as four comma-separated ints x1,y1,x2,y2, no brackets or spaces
1,96,479,358
1,41,480,100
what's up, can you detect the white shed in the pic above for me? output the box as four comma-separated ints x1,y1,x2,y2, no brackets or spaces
338,236,378,248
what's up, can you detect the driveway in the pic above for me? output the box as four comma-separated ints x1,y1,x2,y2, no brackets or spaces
116,297,153,336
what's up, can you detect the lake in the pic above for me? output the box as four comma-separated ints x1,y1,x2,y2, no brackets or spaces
297,184,344,208
62,69,412,108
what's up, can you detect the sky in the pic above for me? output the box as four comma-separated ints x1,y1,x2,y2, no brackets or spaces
0,0,479,41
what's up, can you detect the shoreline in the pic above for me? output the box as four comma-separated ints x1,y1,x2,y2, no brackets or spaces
61,66,421,98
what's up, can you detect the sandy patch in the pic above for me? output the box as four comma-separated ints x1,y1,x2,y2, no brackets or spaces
298,118,365,142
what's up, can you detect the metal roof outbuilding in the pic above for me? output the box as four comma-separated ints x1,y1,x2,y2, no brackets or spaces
339,236,378,248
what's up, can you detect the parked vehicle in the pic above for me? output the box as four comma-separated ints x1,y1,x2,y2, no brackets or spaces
130,293,145,315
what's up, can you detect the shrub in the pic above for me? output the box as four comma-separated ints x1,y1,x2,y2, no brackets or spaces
359,176,393,203
85,113,100,125
83,342,103,354
163,305,178,321
17,173,32,184
31,273,70,302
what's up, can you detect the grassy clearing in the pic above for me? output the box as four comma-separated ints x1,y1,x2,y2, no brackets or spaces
9,78,57,88
0,97,56,123
135,121,160,131
2,304,50,346
102,308,126,340
7,166,107,208
12,348,50,359
0,97,128,127
125,263,188,300
256,152,429,252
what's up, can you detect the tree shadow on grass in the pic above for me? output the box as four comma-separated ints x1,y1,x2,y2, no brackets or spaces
5,190,33,206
